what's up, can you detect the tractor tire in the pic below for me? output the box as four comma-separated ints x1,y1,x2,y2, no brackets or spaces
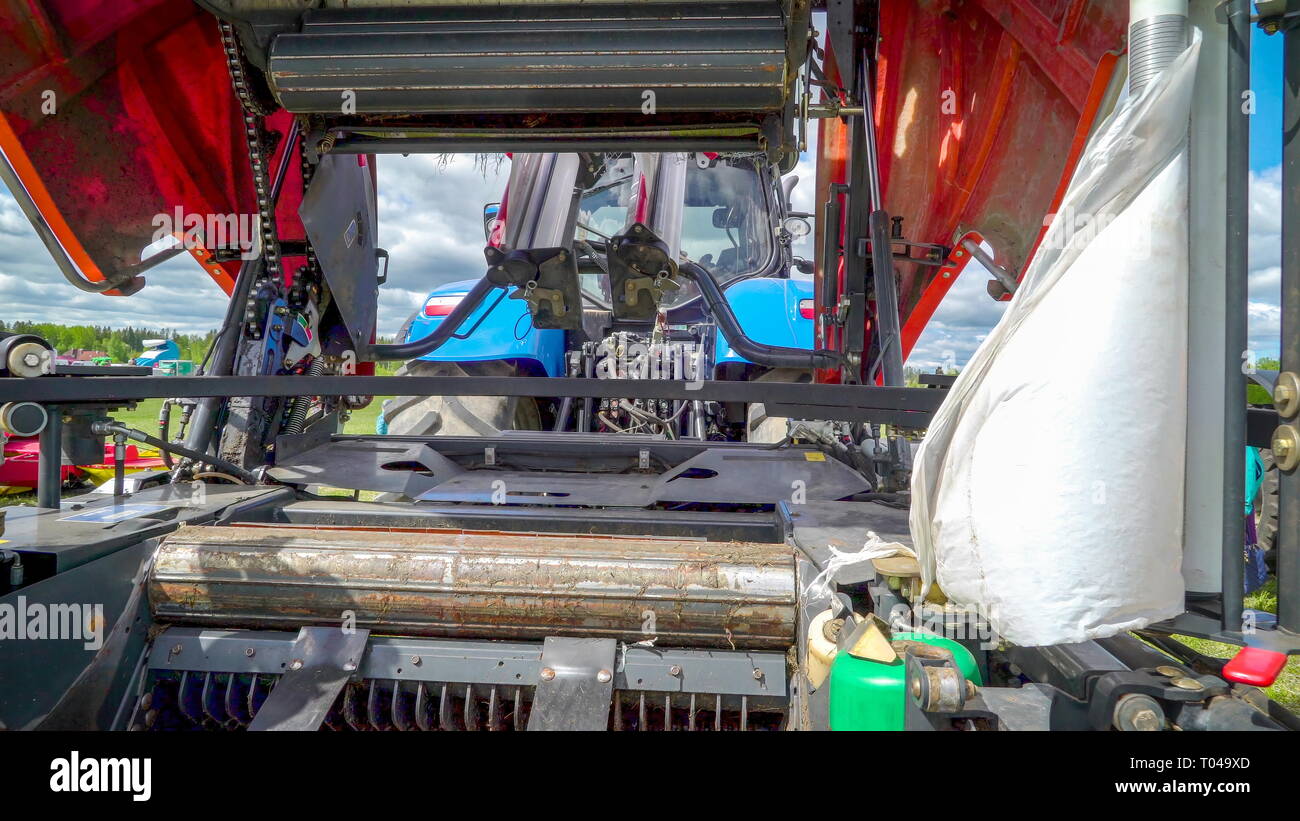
1256,448,1279,553
383,360,541,436
745,367,811,443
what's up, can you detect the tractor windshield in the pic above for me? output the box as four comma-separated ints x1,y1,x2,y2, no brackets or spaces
574,154,774,310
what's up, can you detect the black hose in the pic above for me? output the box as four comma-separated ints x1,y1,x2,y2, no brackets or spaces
677,260,843,370
94,421,257,484
366,275,503,361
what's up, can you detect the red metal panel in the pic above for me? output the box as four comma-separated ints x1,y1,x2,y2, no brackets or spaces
0,0,302,296
814,0,1124,366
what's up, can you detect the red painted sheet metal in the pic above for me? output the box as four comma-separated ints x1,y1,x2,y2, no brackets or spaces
0,0,304,296
816,0,1125,359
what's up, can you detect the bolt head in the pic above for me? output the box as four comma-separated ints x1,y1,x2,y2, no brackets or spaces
596,669,612,683
540,667,556,681
1131,709,1162,732
244,647,256,657
410,655,422,666
22,352,40,367
669,665,682,677
171,643,183,655
752,668,764,680
289,658,304,671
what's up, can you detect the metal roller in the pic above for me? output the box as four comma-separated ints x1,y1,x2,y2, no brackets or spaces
149,525,797,649
266,2,787,115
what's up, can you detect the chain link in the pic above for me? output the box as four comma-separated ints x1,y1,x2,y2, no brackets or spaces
219,19,281,295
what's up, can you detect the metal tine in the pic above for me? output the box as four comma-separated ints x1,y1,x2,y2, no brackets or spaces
714,695,722,731
225,674,251,727
343,683,367,730
178,671,206,725
513,687,524,730
611,691,623,731
638,691,647,731
247,674,269,722
688,693,696,731
487,685,503,731
463,684,480,731
740,695,748,731
366,678,391,730
414,682,434,731
439,682,458,730
663,693,672,731
391,680,413,731
201,672,230,727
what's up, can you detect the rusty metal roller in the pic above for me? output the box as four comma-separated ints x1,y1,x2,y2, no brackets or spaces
149,525,797,649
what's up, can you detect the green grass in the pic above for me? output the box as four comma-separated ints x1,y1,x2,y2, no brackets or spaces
342,396,391,435
101,396,390,436
1171,580,1300,711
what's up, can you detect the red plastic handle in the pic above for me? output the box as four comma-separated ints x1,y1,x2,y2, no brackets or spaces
1221,646,1288,687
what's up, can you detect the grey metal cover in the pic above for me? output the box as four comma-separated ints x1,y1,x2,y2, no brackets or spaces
268,3,787,115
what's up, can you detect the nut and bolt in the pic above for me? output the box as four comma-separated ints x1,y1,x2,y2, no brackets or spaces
669,665,683,677
244,647,256,658
752,668,764,681
410,655,422,666
1131,709,1163,732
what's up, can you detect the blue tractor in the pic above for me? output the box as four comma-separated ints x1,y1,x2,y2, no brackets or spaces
381,151,820,442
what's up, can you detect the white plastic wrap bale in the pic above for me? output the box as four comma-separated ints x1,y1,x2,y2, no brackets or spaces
909,38,1201,647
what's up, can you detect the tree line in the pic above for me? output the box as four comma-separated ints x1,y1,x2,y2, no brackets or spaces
0,321,215,364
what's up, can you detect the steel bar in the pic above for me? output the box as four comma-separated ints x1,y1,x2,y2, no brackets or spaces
36,405,61,509
1279,2,1300,634
183,256,262,456
859,51,903,387
3,374,941,413
1222,0,1250,631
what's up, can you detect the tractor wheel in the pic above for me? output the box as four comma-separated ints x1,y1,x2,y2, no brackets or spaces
1256,448,1279,553
383,360,541,436
745,367,811,443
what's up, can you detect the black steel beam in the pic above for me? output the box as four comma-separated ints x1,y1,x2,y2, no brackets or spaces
2,375,943,425
36,405,61,510
1279,2,1300,634
1223,0,1251,632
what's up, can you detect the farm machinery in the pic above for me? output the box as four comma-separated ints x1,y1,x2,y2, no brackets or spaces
0,0,1297,733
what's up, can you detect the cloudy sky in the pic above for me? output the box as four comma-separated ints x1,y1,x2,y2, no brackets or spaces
0,28,1285,369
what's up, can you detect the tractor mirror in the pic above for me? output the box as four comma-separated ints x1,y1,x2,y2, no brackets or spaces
483,202,501,242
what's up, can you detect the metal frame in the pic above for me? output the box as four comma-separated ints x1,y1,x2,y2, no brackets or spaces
2,374,941,423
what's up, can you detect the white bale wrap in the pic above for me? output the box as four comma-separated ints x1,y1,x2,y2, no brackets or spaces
909,39,1201,647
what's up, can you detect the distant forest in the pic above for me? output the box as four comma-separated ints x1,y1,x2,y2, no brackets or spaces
0,320,216,364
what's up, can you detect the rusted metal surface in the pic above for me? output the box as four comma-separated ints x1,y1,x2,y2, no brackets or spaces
149,525,797,649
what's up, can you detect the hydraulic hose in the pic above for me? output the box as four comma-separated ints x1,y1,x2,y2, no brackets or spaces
366,274,502,360
93,421,258,484
677,260,843,371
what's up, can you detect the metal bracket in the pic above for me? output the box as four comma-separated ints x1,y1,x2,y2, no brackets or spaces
527,637,617,731
247,626,370,731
